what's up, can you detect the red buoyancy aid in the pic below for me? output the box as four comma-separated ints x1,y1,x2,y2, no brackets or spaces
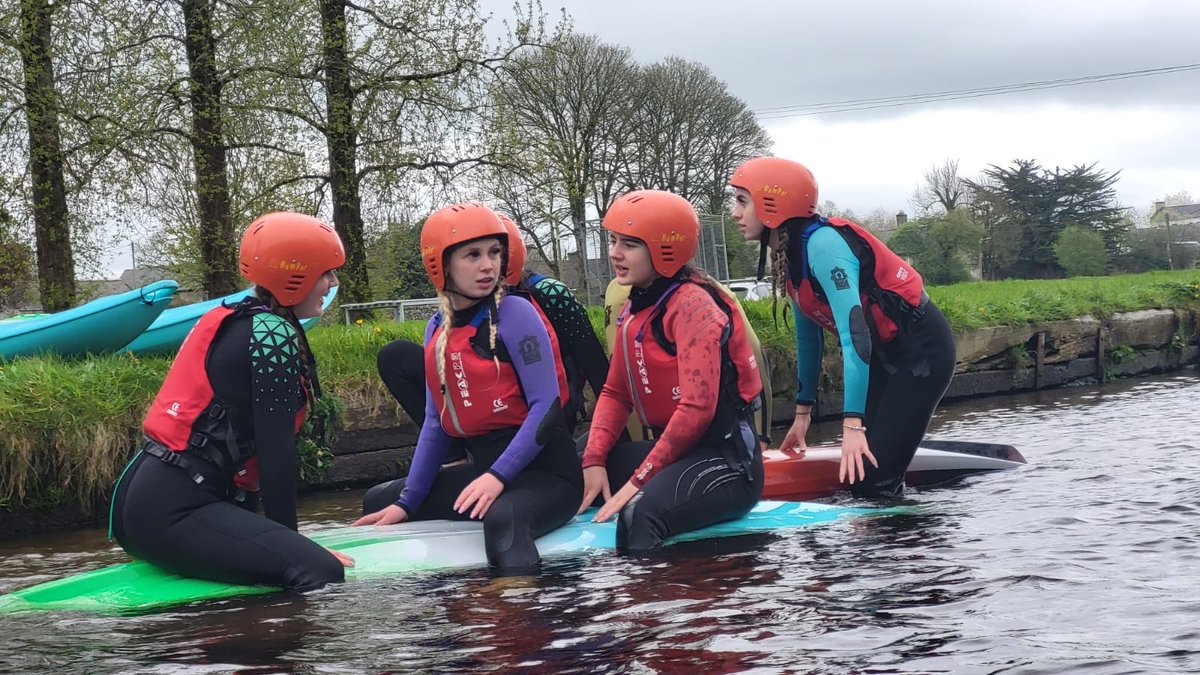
142,305,307,491
615,281,762,432
786,217,926,342
424,304,569,438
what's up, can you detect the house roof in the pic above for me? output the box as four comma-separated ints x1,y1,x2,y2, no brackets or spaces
1158,203,1200,220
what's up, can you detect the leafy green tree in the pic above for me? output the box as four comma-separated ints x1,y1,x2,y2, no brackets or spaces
1053,226,1108,276
721,215,759,278
887,208,984,285
0,208,34,309
967,159,1125,279
366,220,433,301
1118,228,1170,273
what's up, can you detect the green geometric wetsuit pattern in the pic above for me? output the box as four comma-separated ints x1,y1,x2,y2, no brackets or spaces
531,277,593,343
250,313,304,416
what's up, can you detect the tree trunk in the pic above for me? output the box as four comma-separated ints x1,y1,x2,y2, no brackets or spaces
569,193,589,303
319,0,368,303
182,0,237,298
19,0,75,311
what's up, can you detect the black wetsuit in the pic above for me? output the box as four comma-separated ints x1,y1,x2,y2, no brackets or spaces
110,309,343,591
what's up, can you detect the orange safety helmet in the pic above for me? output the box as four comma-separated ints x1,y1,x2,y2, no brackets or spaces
498,213,527,286
602,190,699,278
729,156,819,228
239,212,345,306
420,203,508,292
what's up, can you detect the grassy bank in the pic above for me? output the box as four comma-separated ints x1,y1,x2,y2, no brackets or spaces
1,269,1197,511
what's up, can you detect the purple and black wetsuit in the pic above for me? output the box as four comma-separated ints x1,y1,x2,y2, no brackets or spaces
363,295,582,571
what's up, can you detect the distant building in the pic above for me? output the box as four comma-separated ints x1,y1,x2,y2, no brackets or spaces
79,267,203,304
1150,202,1200,228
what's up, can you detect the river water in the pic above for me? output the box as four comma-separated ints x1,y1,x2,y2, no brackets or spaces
1,370,1197,673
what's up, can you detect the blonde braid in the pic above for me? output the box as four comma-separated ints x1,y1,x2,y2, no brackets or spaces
435,291,454,416
770,227,791,326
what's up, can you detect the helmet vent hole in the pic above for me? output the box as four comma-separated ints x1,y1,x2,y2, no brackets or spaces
284,274,305,291
762,196,778,214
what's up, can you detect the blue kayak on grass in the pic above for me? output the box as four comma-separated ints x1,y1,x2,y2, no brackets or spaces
120,285,338,356
0,280,179,360
0,500,900,615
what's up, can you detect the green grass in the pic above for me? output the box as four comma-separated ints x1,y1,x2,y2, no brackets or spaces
928,270,1200,331
0,353,170,508
1,269,1198,510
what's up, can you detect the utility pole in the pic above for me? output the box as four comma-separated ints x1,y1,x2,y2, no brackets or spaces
1165,211,1174,271
130,241,137,271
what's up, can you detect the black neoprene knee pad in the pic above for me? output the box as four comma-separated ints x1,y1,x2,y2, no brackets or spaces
361,478,406,515
482,500,541,571
615,491,666,552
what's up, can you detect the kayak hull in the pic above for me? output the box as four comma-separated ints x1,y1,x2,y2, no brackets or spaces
0,281,178,360
120,286,337,357
0,500,889,615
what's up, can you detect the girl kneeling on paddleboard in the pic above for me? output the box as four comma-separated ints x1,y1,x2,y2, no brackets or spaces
730,156,957,498
354,203,582,572
580,190,766,550
110,212,351,591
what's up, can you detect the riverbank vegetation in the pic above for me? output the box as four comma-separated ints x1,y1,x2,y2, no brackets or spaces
1,269,1197,512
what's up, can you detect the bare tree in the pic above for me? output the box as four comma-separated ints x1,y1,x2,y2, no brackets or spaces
618,57,769,214
910,158,967,216
490,33,639,298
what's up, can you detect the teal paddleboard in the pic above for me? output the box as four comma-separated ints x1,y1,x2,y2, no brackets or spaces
0,500,892,615
120,286,337,356
0,281,178,360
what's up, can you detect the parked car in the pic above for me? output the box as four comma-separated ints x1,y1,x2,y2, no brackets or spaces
722,277,772,302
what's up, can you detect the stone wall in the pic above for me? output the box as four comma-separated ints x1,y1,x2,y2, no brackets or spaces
771,308,1200,422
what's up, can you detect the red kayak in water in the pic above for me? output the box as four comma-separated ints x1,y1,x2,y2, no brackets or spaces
763,439,1027,500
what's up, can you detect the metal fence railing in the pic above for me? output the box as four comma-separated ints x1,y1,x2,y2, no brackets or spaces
342,298,440,324
567,213,731,305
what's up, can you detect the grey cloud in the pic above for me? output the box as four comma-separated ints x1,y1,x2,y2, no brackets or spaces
522,0,1200,116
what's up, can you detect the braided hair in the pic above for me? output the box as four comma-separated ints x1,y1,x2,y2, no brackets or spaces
433,239,509,412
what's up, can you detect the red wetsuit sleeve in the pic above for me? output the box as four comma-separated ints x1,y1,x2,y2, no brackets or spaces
581,340,634,469
629,285,727,488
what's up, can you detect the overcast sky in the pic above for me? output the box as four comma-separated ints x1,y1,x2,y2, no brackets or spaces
495,0,1200,217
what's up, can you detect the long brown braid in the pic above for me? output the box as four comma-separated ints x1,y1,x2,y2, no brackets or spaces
769,226,792,326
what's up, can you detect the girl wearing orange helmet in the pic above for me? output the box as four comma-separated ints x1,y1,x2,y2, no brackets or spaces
372,213,608,459
580,190,766,551
109,212,351,591
729,156,956,498
354,203,582,571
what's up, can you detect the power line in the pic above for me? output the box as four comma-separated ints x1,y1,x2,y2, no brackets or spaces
752,63,1200,119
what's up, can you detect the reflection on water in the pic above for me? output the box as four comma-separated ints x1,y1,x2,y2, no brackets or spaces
2,370,1198,673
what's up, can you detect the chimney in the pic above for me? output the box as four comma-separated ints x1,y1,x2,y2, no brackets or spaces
1154,200,1166,213
895,211,908,226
